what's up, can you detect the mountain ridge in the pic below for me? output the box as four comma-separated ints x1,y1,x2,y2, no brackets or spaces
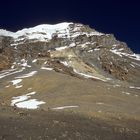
0,22,140,85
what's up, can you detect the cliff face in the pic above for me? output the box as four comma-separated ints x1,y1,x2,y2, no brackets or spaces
0,22,140,84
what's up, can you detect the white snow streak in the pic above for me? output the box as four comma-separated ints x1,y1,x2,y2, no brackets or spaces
55,46,68,51
122,91,131,95
32,59,37,63
41,67,53,70
110,49,140,61
52,106,79,110
0,69,23,79
15,71,37,79
73,69,106,81
129,86,140,90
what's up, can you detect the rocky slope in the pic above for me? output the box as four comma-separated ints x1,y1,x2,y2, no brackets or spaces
0,22,140,139
0,22,140,84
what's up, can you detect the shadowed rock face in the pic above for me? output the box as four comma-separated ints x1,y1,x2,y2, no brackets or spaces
0,36,14,70
0,22,140,83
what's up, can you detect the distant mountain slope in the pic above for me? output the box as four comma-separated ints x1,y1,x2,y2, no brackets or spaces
0,22,140,84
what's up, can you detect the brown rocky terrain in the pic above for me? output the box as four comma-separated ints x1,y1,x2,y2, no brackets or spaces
0,22,140,139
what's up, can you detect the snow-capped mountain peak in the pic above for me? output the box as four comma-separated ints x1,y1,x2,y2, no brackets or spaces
14,22,73,39
0,22,73,39
0,22,104,42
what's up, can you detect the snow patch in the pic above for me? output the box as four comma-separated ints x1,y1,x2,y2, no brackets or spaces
106,78,112,81
0,69,23,79
16,71,37,79
41,67,53,71
94,48,100,51
69,42,76,47
11,91,45,109
44,61,48,64
73,69,106,82
11,79,23,89
11,91,37,106
132,62,140,67
125,53,140,61
26,91,36,96
71,31,103,38
5,85,10,88
32,59,37,63
15,85,23,89
96,102,104,105
11,79,22,85
15,99,45,109
60,61,69,66
88,50,93,53
52,106,79,110
55,46,68,51
130,64,135,68
110,48,140,61
20,59,31,67
113,84,121,87
113,44,119,47
129,86,140,90
122,91,131,95
11,65,15,69
80,42,95,48
11,95,30,106
110,49,122,57
27,87,32,90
